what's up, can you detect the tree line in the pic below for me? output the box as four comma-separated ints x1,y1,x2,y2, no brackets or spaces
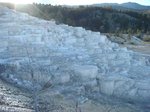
1,3,150,34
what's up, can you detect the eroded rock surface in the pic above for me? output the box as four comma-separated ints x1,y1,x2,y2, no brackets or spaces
0,79,146,112
0,6,150,108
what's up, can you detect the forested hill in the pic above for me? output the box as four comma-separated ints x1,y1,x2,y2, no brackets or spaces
1,3,150,34
92,2,150,11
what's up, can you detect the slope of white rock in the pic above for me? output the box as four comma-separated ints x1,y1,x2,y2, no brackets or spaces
0,7,150,103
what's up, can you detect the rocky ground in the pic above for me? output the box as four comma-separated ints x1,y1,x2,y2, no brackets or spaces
0,78,148,112
125,44,150,55
105,33,150,45
0,79,33,112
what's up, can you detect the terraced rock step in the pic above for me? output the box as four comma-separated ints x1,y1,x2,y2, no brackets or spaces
0,6,150,108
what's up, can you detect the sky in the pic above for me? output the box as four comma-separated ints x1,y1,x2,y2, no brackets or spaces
0,0,150,6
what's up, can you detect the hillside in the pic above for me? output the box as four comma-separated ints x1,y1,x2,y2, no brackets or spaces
1,2,150,35
0,6,150,111
13,3,150,35
93,2,150,11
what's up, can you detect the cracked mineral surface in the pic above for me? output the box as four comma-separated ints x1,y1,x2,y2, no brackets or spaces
0,6,150,112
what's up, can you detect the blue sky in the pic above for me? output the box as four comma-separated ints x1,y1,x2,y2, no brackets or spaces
0,0,150,5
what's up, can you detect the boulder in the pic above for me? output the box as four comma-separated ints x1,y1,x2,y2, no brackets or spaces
130,36,143,45
72,65,98,81
100,80,115,96
54,72,70,84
